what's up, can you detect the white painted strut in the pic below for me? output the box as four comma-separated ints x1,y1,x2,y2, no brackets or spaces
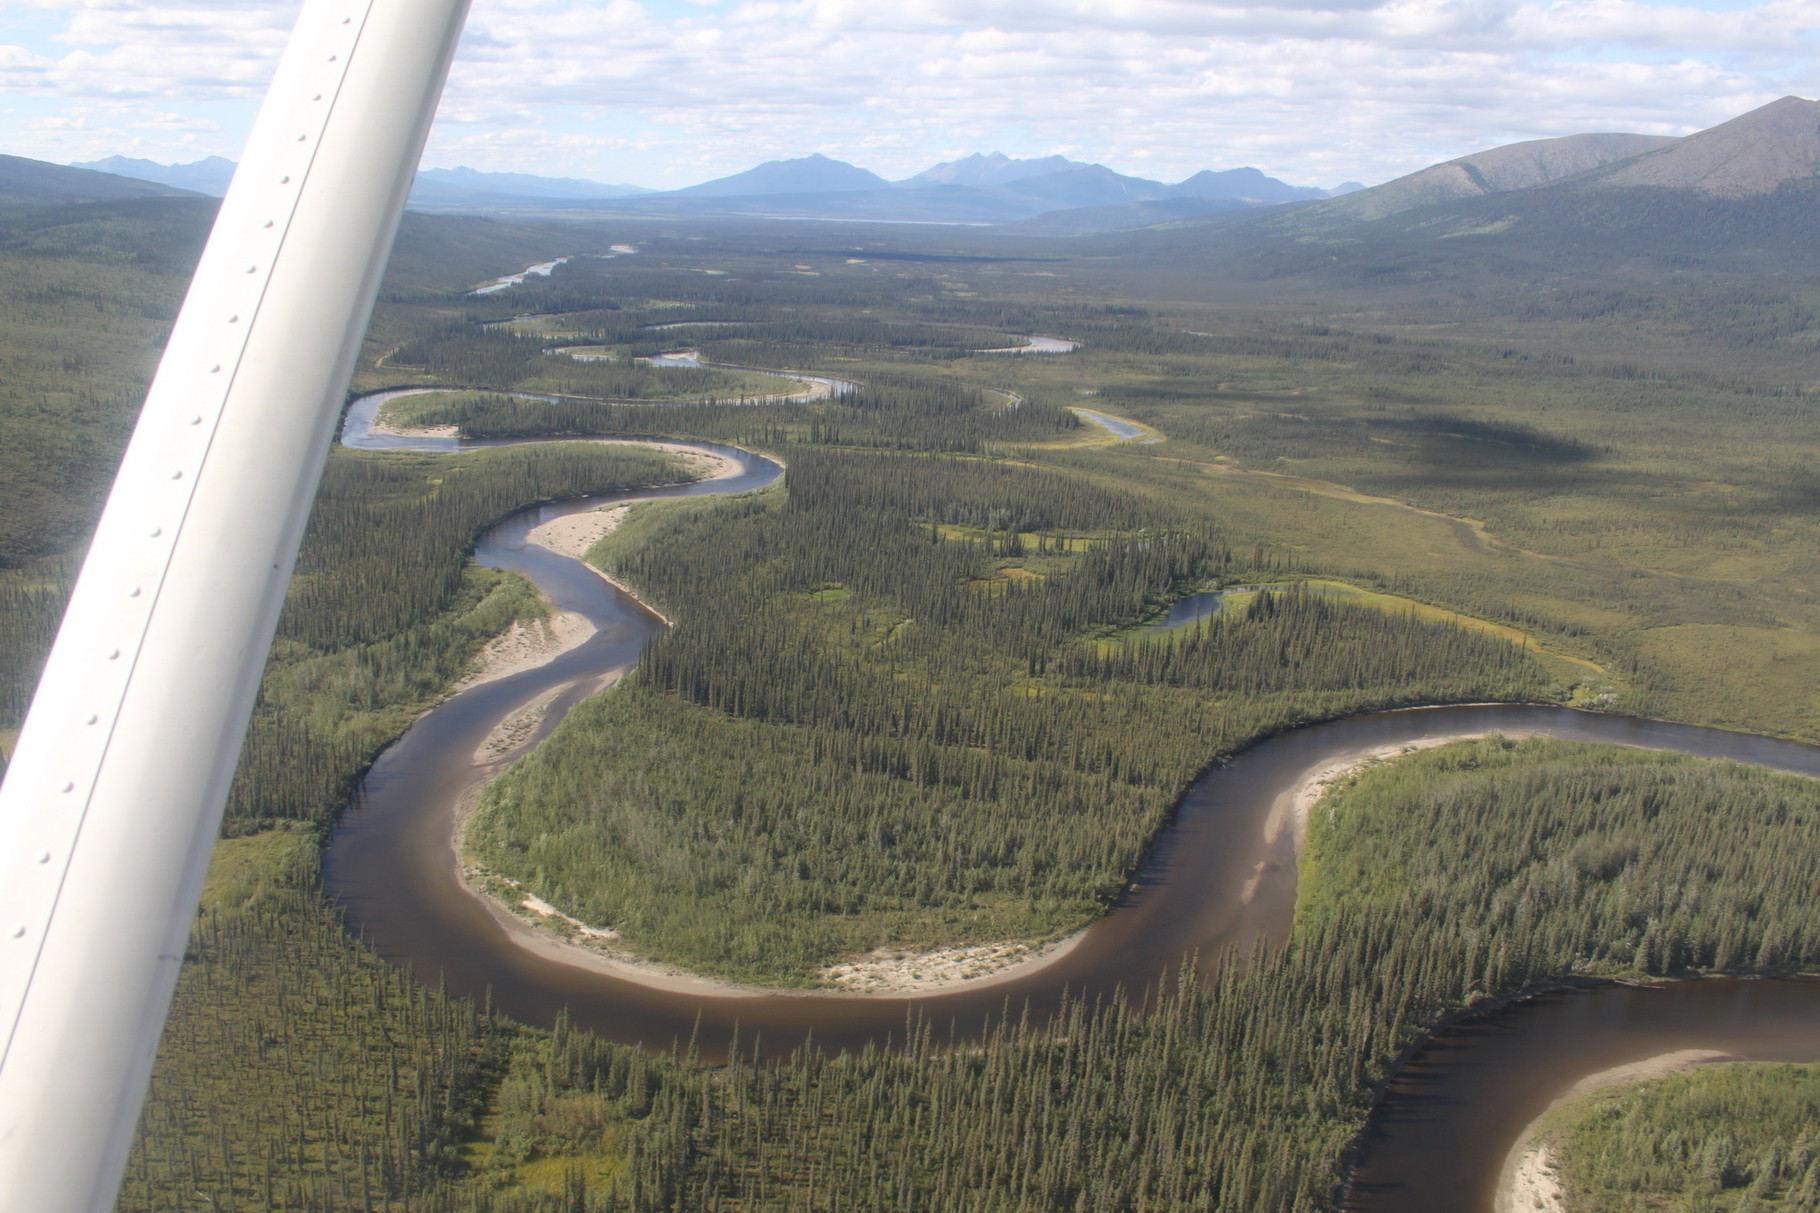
0,1,472,1207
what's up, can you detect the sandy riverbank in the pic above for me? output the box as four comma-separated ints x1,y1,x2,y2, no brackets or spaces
472,685,568,763
367,411,460,439
466,874,1095,999
815,934,1088,994
514,446,739,563
458,708,1093,999
452,666,779,1000
449,610,595,695
1267,729,1540,854
444,444,742,694
525,505,630,560
1495,1049,1737,1213
456,720,1533,998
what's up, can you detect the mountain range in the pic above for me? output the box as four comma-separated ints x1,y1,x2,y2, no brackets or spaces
1090,94,1820,307
69,148,1356,225
510,153,1357,224
0,154,199,206
1272,95,1819,233
12,95,1815,253
69,156,655,208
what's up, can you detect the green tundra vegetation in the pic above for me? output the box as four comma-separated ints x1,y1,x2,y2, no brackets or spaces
392,372,1082,452
1538,1062,1820,1210
363,227,1820,739
378,325,806,403
2,195,1818,1208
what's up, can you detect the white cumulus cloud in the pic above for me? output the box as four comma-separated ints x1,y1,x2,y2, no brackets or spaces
0,0,1812,186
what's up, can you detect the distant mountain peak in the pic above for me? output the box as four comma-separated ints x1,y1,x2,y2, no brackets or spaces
1165,167,1328,203
673,154,890,197
72,154,238,196
905,152,1094,188
1593,95,1820,197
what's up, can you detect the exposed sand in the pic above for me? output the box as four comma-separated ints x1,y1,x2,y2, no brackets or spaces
1495,1049,1737,1213
1503,1145,1566,1213
1268,730,1540,855
473,685,568,763
436,443,741,695
450,610,595,695
526,505,630,560
816,933,1087,995
601,441,742,490
367,412,460,439
465,878,1092,999
454,709,1548,996
513,885,620,942
473,890,779,997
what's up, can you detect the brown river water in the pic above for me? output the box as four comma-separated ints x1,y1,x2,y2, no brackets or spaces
324,416,1820,1209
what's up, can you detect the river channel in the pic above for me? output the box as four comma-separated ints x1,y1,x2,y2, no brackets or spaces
325,411,1820,1209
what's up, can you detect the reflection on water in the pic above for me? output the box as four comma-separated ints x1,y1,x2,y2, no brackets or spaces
1145,590,1228,631
470,257,571,295
1070,407,1147,440
1347,978,1820,1212
979,335,1083,354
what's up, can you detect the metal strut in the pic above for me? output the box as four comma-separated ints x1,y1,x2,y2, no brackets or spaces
0,2,472,1207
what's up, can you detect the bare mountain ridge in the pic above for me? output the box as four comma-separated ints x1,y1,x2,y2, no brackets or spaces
1118,96,1820,298
1591,96,1820,197
1306,132,1677,223
72,155,237,195
412,167,652,200
1199,96,1817,242
671,153,1334,210
672,153,892,197
0,155,201,205
1169,166,1334,203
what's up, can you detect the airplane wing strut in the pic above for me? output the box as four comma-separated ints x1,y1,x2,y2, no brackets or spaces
0,2,472,1207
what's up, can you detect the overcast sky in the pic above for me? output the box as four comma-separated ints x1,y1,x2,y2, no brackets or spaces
2,0,1814,190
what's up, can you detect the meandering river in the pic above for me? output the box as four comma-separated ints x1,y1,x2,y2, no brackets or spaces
326,409,1820,1209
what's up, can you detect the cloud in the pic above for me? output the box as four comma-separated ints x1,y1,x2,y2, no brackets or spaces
1,0,1813,186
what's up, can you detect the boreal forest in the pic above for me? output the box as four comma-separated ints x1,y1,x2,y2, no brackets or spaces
4,113,1820,1210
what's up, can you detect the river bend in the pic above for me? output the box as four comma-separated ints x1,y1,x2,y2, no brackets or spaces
325,406,1820,1209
